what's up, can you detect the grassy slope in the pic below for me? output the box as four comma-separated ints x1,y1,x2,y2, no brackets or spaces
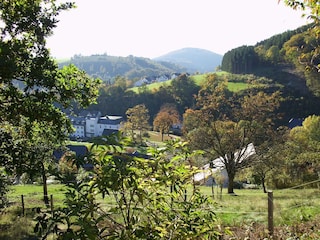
129,71,252,93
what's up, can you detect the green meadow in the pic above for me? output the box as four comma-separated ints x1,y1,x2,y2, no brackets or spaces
5,184,320,226
129,71,252,93
2,184,320,239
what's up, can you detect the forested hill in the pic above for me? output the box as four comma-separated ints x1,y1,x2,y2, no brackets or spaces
153,48,223,73
220,24,320,97
59,54,186,83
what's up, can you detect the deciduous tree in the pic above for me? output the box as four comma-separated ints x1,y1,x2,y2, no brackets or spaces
249,127,289,193
153,104,180,141
123,104,150,144
283,115,320,185
185,77,281,193
282,0,320,95
0,0,100,202
0,0,101,132
169,73,199,113
187,120,256,194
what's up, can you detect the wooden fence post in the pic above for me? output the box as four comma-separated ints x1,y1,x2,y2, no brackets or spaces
50,195,54,217
268,191,274,236
21,195,25,216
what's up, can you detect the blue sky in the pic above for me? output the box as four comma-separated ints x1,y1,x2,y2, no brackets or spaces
47,0,310,59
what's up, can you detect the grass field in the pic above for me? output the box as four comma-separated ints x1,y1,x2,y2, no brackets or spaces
5,184,320,226
2,184,320,239
129,71,251,93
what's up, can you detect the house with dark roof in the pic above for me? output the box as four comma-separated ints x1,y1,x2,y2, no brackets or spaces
97,115,123,136
69,111,123,139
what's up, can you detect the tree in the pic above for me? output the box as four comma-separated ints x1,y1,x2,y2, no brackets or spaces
249,127,289,193
113,75,128,90
185,79,282,193
0,0,100,202
187,120,256,194
282,30,320,96
123,104,150,144
0,0,100,127
282,0,320,95
283,115,320,185
0,168,9,208
153,104,180,141
235,91,282,145
26,126,58,206
195,73,233,122
221,46,260,73
169,74,199,113
0,121,66,205
266,45,281,63
282,0,319,22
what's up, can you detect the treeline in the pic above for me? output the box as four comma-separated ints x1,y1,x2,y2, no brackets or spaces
82,72,320,129
221,25,310,73
59,54,186,83
85,74,200,123
221,24,320,96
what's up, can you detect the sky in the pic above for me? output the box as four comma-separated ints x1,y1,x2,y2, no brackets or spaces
46,0,310,60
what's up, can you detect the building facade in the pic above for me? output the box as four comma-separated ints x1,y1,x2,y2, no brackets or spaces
69,111,123,139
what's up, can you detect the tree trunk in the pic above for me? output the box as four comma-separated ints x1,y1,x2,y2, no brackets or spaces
262,176,267,193
227,174,235,194
41,163,49,206
161,131,164,141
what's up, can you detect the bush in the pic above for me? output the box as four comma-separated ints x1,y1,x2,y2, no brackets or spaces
35,138,227,239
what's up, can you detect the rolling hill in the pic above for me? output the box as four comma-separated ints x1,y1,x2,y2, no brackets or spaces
58,48,223,83
59,54,186,83
153,48,223,73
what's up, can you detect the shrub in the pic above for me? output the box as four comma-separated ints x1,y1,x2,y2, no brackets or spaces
35,137,227,239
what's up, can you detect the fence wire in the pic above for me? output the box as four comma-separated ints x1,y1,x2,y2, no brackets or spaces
6,179,320,227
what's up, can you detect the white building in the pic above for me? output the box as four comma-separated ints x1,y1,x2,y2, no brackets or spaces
96,115,123,136
69,116,86,138
69,111,123,139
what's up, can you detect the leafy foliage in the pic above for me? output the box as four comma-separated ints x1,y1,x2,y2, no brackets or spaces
219,22,320,96
0,0,101,130
153,103,180,141
35,135,225,239
184,74,282,193
280,115,320,187
122,104,150,144
0,0,101,207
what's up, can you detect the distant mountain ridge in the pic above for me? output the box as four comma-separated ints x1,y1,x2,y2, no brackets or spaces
59,48,222,82
153,48,223,73
59,54,186,83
